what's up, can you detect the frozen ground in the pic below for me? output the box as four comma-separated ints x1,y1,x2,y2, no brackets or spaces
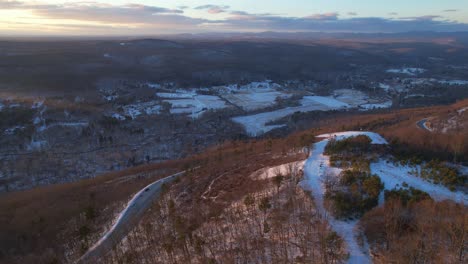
301,131,465,263
359,100,392,110
378,83,391,91
457,107,468,115
119,101,162,120
220,81,291,111
165,94,228,118
316,131,388,144
232,96,350,136
438,80,468,85
333,89,369,106
302,131,386,264
371,161,467,204
251,160,306,180
386,68,426,76
301,96,350,109
37,121,89,132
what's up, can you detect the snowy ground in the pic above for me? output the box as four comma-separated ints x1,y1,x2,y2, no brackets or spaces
386,68,426,76
119,101,162,120
220,81,291,111
438,80,468,86
371,161,467,205
359,100,393,110
232,96,349,136
458,107,468,115
164,94,228,118
301,131,466,264
251,160,306,180
37,121,89,132
301,131,386,264
333,89,369,107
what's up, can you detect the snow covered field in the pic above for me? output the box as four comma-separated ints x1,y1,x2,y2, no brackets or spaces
232,96,347,136
164,95,227,118
121,101,162,120
220,81,291,111
386,67,426,76
438,80,468,86
359,100,392,110
333,89,369,106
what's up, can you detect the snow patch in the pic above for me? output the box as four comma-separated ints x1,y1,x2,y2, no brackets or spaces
316,131,388,145
457,107,468,115
165,95,227,118
359,100,392,110
233,96,349,136
110,113,126,121
438,80,468,86
220,81,291,111
371,161,467,204
386,68,426,76
301,131,384,264
4,126,25,135
27,139,48,151
251,160,306,180
302,96,350,109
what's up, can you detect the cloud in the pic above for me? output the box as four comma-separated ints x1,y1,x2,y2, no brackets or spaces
219,13,468,33
0,0,28,8
399,15,441,21
389,12,398,16
348,12,358,16
306,12,339,20
443,9,458,12
2,1,468,35
195,4,229,14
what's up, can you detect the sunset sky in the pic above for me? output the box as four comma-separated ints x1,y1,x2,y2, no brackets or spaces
1,0,467,35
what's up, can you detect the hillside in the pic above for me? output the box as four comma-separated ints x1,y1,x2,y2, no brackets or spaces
0,101,466,264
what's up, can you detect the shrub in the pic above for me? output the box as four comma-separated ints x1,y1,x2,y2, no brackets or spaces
325,135,372,155
384,187,431,206
326,170,383,219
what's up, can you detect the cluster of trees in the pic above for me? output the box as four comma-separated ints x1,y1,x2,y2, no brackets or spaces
0,106,35,129
419,160,464,191
325,170,383,219
361,198,466,263
324,135,384,219
325,135,377,172
384,186,431,206
324,135,372,155
100,167,348,263
391,155,465,191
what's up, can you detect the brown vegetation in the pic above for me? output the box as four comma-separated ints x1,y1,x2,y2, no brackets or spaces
0,99,467,263
361,199,467,263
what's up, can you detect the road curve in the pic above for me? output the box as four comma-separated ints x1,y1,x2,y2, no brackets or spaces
416,118,431,132
77,171,185,263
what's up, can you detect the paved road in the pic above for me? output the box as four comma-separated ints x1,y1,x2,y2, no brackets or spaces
416,118,431,131
77,171,185,263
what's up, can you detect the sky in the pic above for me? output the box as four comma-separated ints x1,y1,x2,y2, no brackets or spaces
1,0,467,36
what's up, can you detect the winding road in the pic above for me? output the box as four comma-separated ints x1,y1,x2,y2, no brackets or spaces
77,171,185,263
416,118,431,132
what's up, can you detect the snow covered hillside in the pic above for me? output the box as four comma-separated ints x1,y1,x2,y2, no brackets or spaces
301,131,466,264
